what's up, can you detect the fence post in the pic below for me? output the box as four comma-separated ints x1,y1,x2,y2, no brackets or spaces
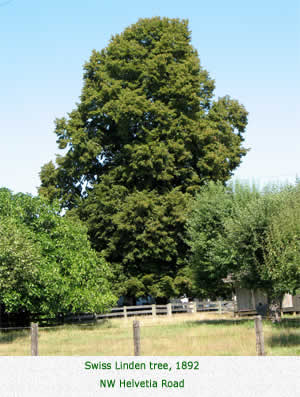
31,322,38,356
167,303,172,317
218,300,222,314
133,320,140,356
124,306,127,319
254,315,265,356
152,304,156,317
193,301,197,313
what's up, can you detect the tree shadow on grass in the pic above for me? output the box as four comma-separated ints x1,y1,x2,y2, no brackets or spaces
188,317,300,329
266,318,300,348
0,329,30,344
267,332,300,348
187,318,254,327
270,318,300,330
38,319,119,334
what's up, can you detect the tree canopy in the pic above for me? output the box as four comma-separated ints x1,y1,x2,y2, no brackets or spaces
185,181,235,298
0,188,116,318
39,17,248,301
186,181,300,304
263,183,300,297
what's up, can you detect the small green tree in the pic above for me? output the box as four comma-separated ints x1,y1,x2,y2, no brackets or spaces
185,181,234,298
263,184,300,297
187,181,299,320
0,219,42,315
223,188,283,288
223,184,298,321
0,188,116,321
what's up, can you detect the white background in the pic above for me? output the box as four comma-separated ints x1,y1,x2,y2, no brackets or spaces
0,356,299,397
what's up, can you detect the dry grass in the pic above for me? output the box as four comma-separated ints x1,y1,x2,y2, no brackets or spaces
0,313,299,356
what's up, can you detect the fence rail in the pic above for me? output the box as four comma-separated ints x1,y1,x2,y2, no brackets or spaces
0,300,238,328
49,301,235,323
93,300,235,320
2,299,296,328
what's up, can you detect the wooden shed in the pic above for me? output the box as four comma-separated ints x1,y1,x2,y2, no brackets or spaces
223,275,300,315
235,288,300,316
282,293,300,313
235,287,268,316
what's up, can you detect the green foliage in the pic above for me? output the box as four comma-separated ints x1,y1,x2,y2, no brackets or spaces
174,266,198,297
0,189,116,316
263,184,300,296
119,277,146,300
117,273,181,303
186,181,300,300
79,186,190,279
0,218,41,312
185,181,235,298
39,17,248,300
223,187,284,289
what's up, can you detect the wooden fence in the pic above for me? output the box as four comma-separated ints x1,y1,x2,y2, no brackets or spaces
29,299,299,325
63,300,235,323
98,300,235,320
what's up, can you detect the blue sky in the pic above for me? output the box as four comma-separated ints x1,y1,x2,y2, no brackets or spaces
1,0,299,195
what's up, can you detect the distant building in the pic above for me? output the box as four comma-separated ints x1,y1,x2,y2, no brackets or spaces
281,293,300,313
235,287,268,315
223,275,300,315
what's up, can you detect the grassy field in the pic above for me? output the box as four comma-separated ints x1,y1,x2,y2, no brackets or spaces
0,313,299,356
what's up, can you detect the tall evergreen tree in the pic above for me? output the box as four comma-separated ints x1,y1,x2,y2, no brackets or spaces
39,17,248,301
